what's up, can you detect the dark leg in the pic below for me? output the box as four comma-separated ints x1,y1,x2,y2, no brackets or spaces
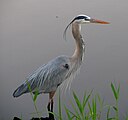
47,91,55,120
51,99,54,112
47,101,54,120
49,99,54,120
47,102,50,112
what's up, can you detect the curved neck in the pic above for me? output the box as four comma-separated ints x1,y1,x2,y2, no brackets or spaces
71,22,85,60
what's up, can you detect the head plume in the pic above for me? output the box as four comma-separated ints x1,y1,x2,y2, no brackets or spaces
63,18,76,41
63,14,90,40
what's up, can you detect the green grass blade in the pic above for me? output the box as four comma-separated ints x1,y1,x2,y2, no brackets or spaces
64,105,79,119
70,99,81,119
33,89,39,102
92,97,97,120
106,106,115,120
83,90,92,109
88,102,92,117
58,90,62,120
111,82,118,100
26,80,41,120
107,106,111,120
97,94,104,120
97,94,104,108
113,106,117,112
117,84,120,98
73,91,83,116
64,106,73,120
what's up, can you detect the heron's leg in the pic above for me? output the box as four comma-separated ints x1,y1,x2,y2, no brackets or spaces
47,91,55,112
51,99,54,112
49,99,54,120
47,102,50,112
47,91,55,120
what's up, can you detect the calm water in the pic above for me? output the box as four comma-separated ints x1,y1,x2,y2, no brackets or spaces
0,0,128,119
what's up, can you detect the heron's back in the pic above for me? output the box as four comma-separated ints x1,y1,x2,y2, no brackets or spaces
13,55,71,97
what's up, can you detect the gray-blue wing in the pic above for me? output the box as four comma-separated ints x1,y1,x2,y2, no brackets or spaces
13,56,70,97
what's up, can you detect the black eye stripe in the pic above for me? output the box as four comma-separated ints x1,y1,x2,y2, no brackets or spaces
75,16,86,20
75,16,89,20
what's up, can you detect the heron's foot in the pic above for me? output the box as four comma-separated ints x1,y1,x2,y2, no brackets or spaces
13,116,53,120
49,113,54,120
13,117,21,120
31,117,54,120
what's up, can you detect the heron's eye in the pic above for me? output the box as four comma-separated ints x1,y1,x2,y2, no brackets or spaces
63,64,69,70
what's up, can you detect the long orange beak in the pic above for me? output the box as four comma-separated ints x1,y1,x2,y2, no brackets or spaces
90,18,110,24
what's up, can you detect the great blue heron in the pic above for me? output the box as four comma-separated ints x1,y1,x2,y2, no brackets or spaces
13,14,109,119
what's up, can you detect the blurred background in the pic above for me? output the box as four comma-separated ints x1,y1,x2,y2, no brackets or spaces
0,0,128,119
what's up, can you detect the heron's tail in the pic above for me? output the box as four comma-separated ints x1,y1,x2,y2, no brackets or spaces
13,83,28,97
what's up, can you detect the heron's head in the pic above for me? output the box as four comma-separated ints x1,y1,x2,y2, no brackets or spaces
63,14,109,40
73,14,109,24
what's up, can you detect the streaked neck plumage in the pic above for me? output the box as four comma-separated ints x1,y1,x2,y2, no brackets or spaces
64,21,85,89
71,21,85,63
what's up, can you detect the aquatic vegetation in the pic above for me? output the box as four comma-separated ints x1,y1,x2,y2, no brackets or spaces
14,82,127,120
